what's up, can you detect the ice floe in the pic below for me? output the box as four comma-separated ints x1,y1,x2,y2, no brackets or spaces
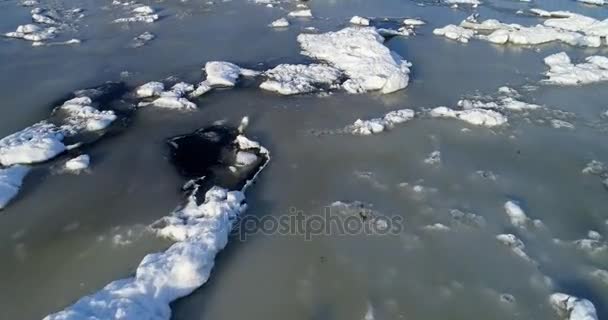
131,31,155,48
543,52,608,85
430,106,508,127
435,12,607,47
58,97,118,133
270,18,289,28
424,151,441,165
64,154,90,172
288,9,312,18
496,233,536,263
0,165,30,210
114,5,159,23
297,27,411,94
350,16,370,26
259,64,342,95
550,293,598,320
136,82,165,98
0,122,66,166
45,124,269,320
577,0,606,5
347,109,415,135
504,200,529,228
4,4,85,46
205,61,259,87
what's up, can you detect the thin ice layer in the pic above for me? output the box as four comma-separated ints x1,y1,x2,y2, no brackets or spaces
0,165,30,210
543,52,608,85
259,64,342,95
297,27,411,94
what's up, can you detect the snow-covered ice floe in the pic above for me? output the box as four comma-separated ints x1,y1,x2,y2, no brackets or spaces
269,18,289,28
44,123,270,320
550,293,598,320
204,61,260,87
288,9,312,18
347,109,415,135
64,154,90,172
496,233,536,264
430,106,507,127
0,165,30,210
4,4,85,46
504,200,529,228
350,16,370,26
434,11,608,47
543,52,608,85
297,27,411,94
259,64,342,95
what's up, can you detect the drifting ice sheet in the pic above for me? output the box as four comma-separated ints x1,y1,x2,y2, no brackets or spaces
543,52,608,85
0,122,65,166
297,27,412,94
0,165,30,210
259,64,342,95
348,109,415,135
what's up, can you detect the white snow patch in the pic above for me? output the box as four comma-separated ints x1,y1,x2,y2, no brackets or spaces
0,165,30,210
297,27,412,94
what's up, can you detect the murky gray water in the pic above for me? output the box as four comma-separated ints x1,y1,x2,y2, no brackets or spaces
1,0,608,319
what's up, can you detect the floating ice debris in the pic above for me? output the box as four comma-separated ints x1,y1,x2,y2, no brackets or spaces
543,52,608,85
582,160,605,175
403,18,425,26
136,81,164,98
549,293,598,320
45,124,269,320
205,61,260,87
288,9,312,17
259,64,342,95
21,0,39,6
348,109,415,135
0,122,65,166
64,154,90,172
449,209,486,228
551,119,575,129
149,92,197,110
423,223,450,231
114,6,159,23
0,166,30,210
504,200,529,228
270,18,289,28
424,151,441,165
435,12,606,47
496,234,536,263
298,27,412,94
445,0,481,5
577,0,606,5
350,16,370,26
430,106,508,127
58,97,118,132
5,24,57,42
131,31,155,48
433,25,475,43
190,81,212,98
32,12,58,25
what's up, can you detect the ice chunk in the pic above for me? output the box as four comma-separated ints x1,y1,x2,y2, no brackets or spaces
348,109,415,135
204,61,259,87
403,19,425,26
0,165,30,210
270,18,289,28
65,154,90,172
577,0,605,5
288,9,312,17
445,0,481,5
543,52,608,85
424,151,441,165
114,6,158,23
235,151,257,166
549,293,598,320
496,234,535,263
433,25,475,43
59,97,117,132
297,27,411,94
350,16,370,26
0,122,65,166
430,106,507,127
259,64,342,95
504,200,529,228
136,82,165,98
5,24,57,42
